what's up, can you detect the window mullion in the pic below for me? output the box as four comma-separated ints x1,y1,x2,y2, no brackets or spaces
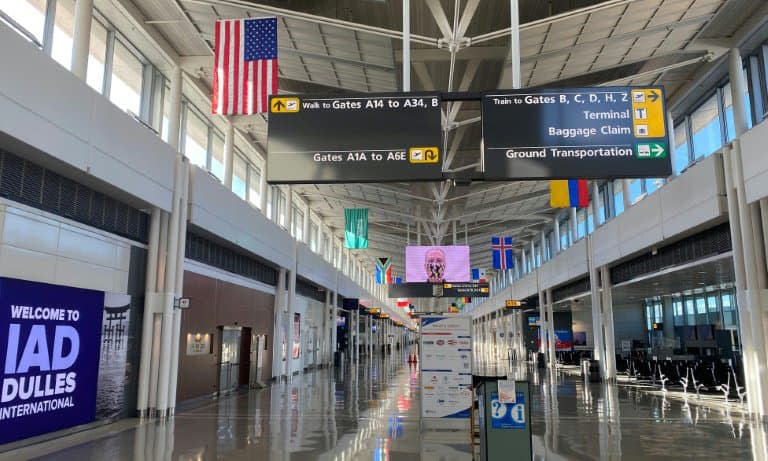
41,0,56,55
685,115,694,163
716,86,728,146
102,29,116,97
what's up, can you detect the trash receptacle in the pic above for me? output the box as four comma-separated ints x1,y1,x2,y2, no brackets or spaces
536,353,545,368
587,359,601,382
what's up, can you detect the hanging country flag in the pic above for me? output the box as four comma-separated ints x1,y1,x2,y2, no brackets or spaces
471,268,487,283
550,179,589,208
212,17,278,115
344,208,369,249
492,237,513,270
375,258,392,285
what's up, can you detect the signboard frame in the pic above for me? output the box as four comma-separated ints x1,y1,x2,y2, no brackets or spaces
482,86,672,180
267,91,444,184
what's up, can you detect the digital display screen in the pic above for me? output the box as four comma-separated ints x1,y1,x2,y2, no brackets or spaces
405,246,470,282
528,316,540,326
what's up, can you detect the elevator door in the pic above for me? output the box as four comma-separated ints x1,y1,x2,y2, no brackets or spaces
219,327,242,394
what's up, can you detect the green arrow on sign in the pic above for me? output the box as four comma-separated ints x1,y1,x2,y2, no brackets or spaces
635,142,667,159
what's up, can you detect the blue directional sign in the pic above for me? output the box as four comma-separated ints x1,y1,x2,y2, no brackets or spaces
490,391,526,430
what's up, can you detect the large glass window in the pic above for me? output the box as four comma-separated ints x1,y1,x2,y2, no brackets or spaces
278,190,287,228
310,221,319,252
645,178,663,196
691,94,722,159
248,164,261,207
628,179,643,204
597,183,607,224
210,133,224,180
722,290,737,328
587,206,594,234
293,207,304,241
86,19,108,93
161,83,172,143
673,298,684,326
232,154,247,200
109,39,144,115
183,108,208,169
51,0,75,69
559,218,570,249
685,297,696,326
576,209,586,239
0,0,47,45
724,79,753,141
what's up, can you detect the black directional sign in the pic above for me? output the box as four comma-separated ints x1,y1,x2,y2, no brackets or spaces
482,86,672,179
267,93,443,183
388,282,490,299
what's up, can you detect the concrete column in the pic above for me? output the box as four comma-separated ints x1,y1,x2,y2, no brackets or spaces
286,265,297,376
168,160,190,414
600,266,617,380
591,181,600,230
223,122,235,189
166,67,183,151
331,291,338,357
586,236,605,364
70,0,94,80
541,230,547,262
156,153,184,416
553,216,561,254
272,268,287,378
538,290,547,355
546,289,556,369
368,315,373,358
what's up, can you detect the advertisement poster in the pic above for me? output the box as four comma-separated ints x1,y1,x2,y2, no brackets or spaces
292,313,301,359
405,246,470,283
420,316,472,419
554,329,573,351
0,277,105,444
96,293,132,420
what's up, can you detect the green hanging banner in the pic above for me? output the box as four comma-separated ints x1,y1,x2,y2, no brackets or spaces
344,208,369,249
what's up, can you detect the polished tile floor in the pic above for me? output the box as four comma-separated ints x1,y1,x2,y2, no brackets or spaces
1,355,765,460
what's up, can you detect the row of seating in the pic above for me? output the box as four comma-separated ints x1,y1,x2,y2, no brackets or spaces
616,356,746,402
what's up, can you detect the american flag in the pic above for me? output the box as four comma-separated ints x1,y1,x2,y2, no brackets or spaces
212,17,278,115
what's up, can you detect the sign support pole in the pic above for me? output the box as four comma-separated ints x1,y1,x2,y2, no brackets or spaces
509,0,521,89
403,0,411,92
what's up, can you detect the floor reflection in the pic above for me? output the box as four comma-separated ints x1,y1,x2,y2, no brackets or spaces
3,358,764,460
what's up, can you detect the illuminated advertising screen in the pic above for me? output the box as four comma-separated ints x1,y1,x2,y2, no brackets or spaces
405,246,470,283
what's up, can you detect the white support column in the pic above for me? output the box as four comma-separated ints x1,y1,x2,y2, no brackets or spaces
167,159,190,414
545,288,556,369
166,67,183,150
137,207,161,417
223,122,235,189
331,290,338,358
272,268,287,378
286,264,297,376
537,290,546,356
70,0,94,80
452,220,457,245
156,153,184,417
586,236,605,366
591,181,601,230
553,216,561,254
600,266,617,381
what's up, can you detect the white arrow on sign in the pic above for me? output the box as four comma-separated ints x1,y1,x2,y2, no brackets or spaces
652,144,665,157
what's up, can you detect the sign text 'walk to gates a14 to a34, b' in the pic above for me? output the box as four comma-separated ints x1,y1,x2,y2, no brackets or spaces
267,93,443,184
482,86,672,180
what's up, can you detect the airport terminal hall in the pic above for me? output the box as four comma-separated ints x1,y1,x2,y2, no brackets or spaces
5,0,768,460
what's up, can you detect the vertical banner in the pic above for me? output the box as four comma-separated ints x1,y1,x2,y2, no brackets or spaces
0,277,105,444
420,316,472,419
344,208,369,249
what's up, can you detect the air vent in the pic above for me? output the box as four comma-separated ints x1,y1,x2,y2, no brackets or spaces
552,277,590,303
610,223,732,284
0,149,149,242
185,232,278,286
296,277,326,303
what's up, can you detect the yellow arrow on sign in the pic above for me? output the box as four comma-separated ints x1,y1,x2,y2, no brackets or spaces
271,97,300,113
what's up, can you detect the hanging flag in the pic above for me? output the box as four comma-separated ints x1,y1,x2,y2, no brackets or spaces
212,17,278,115
375,258,392,284
491,237,514,270
471,268,487,283
344,208,369,249
550,179,589,208
396,298,410,309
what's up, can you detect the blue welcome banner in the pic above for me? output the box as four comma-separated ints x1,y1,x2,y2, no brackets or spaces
0,277,104,444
